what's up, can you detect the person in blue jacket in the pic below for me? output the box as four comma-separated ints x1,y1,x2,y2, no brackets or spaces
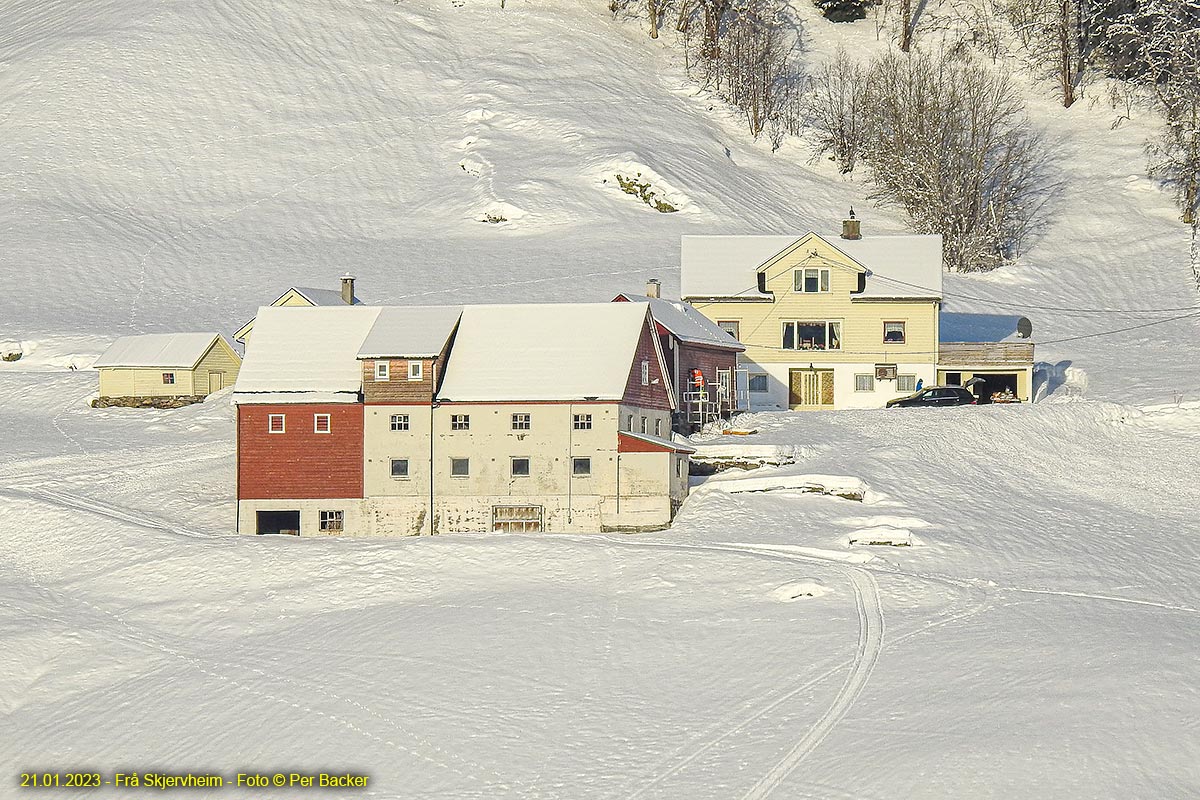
915,378,924,391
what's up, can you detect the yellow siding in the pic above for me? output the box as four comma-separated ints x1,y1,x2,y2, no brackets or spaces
193,337,242,395
693,234,939,366
99,367,194,397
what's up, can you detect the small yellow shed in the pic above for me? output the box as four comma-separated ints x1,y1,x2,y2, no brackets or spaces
94,332,241,403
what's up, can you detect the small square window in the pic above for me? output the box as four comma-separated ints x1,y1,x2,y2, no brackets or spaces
451,414,470,431
511,457,530,477
390,414,409,431
375,361,390,382
314,414,331,433
718,320,740,340
641,360,650,386
573,414,592,430
407,361,423,381
390,458,409,478
268,414,286,434
855,374,875,392
897,375,917,393
319,510,344,532
512,413,531,430
884,322,906,344
654,418,662,437
572,457,591,476
451,457,470,477
749,374,769,393
161,372,175,385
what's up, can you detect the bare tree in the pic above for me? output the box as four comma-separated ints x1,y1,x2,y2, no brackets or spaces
862,49,1051,271
805,48,869,172
717,1,801,138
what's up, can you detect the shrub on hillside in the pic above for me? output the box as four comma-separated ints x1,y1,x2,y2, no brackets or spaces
813,0,871,23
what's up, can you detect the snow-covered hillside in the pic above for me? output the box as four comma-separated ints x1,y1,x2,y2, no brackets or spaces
2,2,1199,798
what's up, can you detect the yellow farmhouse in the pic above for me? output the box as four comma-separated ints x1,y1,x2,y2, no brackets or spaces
681,216,1034,410
234,274,362,347
94,332,241,405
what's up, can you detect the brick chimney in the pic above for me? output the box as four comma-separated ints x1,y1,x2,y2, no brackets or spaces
340,273,356,305
646,278,661,299
841,208,862,240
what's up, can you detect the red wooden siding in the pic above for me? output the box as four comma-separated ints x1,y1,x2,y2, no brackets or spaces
678,342,738,394
622,315,674,410
238,403,364,500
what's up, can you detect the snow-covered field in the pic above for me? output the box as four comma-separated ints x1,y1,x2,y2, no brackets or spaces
2,1,1199,798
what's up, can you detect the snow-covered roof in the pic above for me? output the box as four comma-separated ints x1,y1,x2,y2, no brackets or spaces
93,333,225,369
357,306,463,358
940,312,1033,343
290,286,362,306
615,294,744,351
680,233,943,300
233,306,382,403
437,303,655,402
619,430,697,454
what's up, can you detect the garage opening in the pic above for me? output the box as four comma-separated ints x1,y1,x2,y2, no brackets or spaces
971,373,1018,404
257,510,300,535
493,505,543,532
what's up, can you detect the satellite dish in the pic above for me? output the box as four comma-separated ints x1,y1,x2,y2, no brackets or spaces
1017,316,1033,339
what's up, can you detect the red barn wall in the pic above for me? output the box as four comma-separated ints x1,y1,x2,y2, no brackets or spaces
238,403,364,500
622,317,674,410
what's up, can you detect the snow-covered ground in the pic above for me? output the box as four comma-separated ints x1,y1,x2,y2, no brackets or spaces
3,1,1199,797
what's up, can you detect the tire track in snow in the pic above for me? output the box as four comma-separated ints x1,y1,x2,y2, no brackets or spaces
1,486,214,540
736,568,884,800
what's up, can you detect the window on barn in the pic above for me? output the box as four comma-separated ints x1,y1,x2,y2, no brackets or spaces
512,413,531,430
641,360,650,385
884,322,906,344
625,414,633,431
511,457,530,477
897,375,917,393
375,361,390,382
640,417,647,434
268,414,286,434
451,415,470,430
407,361,422,381
655,418,662,437
749,374,769,393
314,414,331,434
451,458,470,477
161,372,176,385
390,459,409,478
319,510,344,532
390,414,409,431
855,374,875,392
573,414,592,430
573,457,591,476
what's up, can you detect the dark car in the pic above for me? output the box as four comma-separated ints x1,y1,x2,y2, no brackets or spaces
885,385,978,408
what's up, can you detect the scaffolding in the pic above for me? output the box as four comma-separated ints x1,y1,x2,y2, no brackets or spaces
682,368,749,428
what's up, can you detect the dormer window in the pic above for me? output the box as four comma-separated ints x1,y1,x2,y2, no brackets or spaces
795,268,831,293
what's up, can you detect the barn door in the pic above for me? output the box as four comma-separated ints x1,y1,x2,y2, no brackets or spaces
208,372,223,392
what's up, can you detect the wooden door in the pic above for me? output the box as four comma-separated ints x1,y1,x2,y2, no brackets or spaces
789,369,835,407
208,372,223,392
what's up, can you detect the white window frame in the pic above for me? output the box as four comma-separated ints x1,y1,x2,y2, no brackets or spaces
794,268,831,293
572,457,591,477
510,457,530,477
375,361,390,382
390,414,409,431
407,361,423,381
717,320,740,341
161,372,176,385
450,457,470,477
854,374,875,392
573,414,592,430
451,414,470,431
512,413,531,430
268,414,286,434
314,413,331,434
319,510,344,532
782,320,842,351
748,373,769,393
884,321,907,344
640,416,647,434
897,374,918,393
390,458,409,479
641,360,650,386
654,418,662,437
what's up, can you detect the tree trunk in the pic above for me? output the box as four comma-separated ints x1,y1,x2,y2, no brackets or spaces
648,0,659,38
900,0,912,52
1059,0,1076,107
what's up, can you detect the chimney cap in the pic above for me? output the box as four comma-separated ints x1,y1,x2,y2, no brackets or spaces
849,206,856,220
340,272,356,280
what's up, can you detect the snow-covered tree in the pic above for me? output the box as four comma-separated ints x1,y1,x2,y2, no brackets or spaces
812,0,871,23
805,48,869,172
